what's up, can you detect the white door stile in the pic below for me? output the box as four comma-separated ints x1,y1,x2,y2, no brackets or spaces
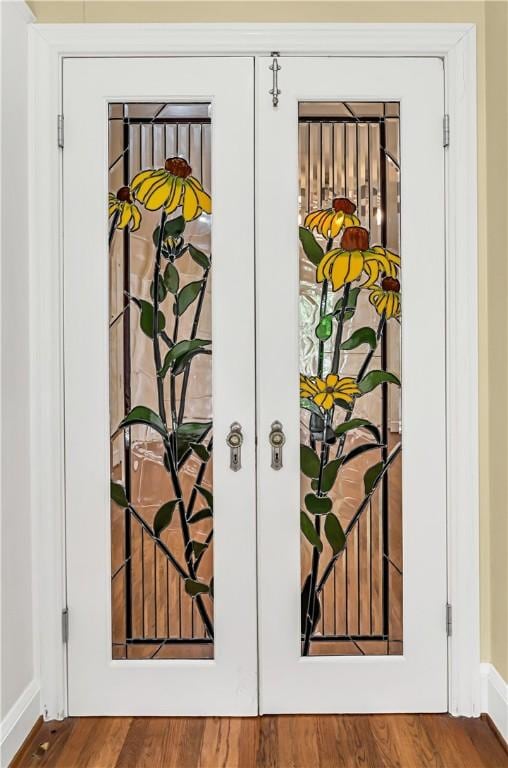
256,56,448,714
63,56,257,716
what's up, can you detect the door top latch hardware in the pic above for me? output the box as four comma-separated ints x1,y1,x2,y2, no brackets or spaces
269,52,281,108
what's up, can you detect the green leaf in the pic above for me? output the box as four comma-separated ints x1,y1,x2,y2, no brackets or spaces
343,443,383,465
175,421,212,464
178,421,212,441
311,479,319,491
300,444,321,479
300,511,323,551
334,398,353,411
299,227,324,266
334,286,361,316
119,405,168,438
300,398,323,420
210,578,214,598
189,244,211,270
165,216,186,238
341,326,377,351
173,347,211,376
190,442,210,462
165,216,185,238
138,299,165,338
150,276,168,303
364,461,384,495
335,418,381,444
196,485,213,510
315,314,333,341
184,578,209,597
176,281,202,315
324,512,346,555
158,339,211,378
305,494,333,516
191,540,208,558
111,481,128,508
321,458,343,493
163,262,179,294
188,507,212,524
358,370,401,394
153,499,178,537
301,574,321,634
154,216,186,246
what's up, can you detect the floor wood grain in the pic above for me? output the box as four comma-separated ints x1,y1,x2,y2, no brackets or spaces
12,714,508,768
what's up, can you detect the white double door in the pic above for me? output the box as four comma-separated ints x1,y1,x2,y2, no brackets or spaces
64,55,447,715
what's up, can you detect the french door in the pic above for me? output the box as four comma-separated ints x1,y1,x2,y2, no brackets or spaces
63,55,447,716
256,57,446,712
63,57,258,715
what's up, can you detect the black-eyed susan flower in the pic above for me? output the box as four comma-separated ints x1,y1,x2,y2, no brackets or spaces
317,226,400,291
300,373,361,410
130,157,211,221
108,186,142,231
304,197,360,240
369,276,401,319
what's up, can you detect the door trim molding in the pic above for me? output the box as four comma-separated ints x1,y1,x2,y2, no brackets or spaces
29,22,479,719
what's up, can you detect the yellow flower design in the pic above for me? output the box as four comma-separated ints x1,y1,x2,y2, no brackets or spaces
108,187,142,232
304,197,360,240
317,226,400,291
130,157,211,221
369,277,401,319
300,373,361,410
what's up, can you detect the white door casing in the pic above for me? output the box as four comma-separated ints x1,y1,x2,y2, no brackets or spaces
256,56,447,713
63,56,257,716
29,25,479,721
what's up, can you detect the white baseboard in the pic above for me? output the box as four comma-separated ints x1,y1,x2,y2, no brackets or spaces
0,680,40,768
481,662,508,745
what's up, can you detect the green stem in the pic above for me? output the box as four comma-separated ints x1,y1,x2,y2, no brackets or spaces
163,437,214,640
127,504,187,580
317,238,333,378
335,312,386,459
331,282,351,375
108,209,120,247
316,442,401,595
302,412,330,656
186,437,213,524
153,211,168,424
169,313,179,456
178,266,210,423
152,211,213,639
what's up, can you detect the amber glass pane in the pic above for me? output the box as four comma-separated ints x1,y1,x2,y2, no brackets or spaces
299,102,402,657
109,103,213,660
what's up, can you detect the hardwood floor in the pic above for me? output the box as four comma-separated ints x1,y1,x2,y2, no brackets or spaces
12,714,508,768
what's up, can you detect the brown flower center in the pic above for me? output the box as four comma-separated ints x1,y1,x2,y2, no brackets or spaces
381,276,400,293
116,186,132,203
164,157,192,178
325,386,335,393
340,226,369,252
332,197,356,215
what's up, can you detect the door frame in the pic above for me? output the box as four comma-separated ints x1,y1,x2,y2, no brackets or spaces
28,22,479,720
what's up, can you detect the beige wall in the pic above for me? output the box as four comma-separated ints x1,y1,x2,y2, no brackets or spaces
28,0,508,681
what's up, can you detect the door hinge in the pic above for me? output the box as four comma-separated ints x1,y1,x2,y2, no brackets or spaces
62,607,69,644
443,114,450,148
57,114,64,149
446,603,452,636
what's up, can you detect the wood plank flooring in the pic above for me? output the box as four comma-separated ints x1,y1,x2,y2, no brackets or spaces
12,714,508,768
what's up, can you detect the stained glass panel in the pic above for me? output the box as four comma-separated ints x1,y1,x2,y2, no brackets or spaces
299,102,402,657
109,103,214,660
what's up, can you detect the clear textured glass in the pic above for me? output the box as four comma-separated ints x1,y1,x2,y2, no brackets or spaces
299,102,402,657
109,103,214,660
